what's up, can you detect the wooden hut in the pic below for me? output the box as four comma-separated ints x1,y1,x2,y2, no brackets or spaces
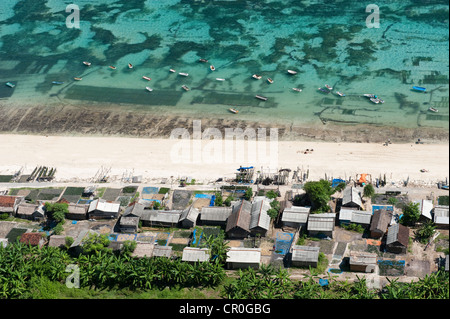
226,200,252,239
88,199,120,219
200,206,232,227
386,223,409,254
370,209,392,238
291,245,320,268
249,199,271,236
226,247,261,269
281,206,310,230
342,186,364,210
349,251,377,273
307,213,336,238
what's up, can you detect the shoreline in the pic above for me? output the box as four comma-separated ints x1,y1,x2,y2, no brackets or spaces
0,133,448,186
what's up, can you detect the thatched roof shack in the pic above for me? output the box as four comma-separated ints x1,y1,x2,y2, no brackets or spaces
226,200,252,239
291,245,320,268
66,203,88,220
48,235,67,248
226,247,261,269
386,223,409,254
0,195,22,215
15,203,45,221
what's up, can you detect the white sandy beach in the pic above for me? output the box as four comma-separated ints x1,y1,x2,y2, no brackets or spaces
0,134,448,185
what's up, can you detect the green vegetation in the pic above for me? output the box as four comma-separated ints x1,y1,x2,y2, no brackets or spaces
342,223,365,233
243,187,253,201
303,180,334,213
415,221,436,244
363,184,375,198
400,202,421,226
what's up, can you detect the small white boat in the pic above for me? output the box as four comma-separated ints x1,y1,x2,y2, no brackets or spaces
83,61,91,66
325,84,333,90
229,108,239,114
336,91,345,97
267,78,273,84
199,58,208,63
169,69,176,73
370,98,380,104
292,88,302,92
142,76,151,81
145,87,153,92
128,63,133,69
364,94,377,98
109,66,116,70
255,95,268,101
6,82,15,88
287,70,297,75
210,65,215,71
252,74,262,80
182,85,190,91
216,78,225,81
179,72,189,77
428,107,438,113
73,77,82,81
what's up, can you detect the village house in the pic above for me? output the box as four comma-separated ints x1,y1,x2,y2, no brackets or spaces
0,195,22,216
119,202,144,233
349,251,377,273
19,232,46,248
342,186,364,210
66,203,88,220
307,213,336,238
249,199,271,237
370,209,392,238
386,223,409,254
226,247,261,270
179,205,200,228
200,206,232,227
281,206,310,230
48,235,67,248
15,203,45,221
339,209,372,228
291,245,320,268
153,245,173,258
140,210,182,228
88,198,121,219
433,205,449,229
181,247,210,263
415,199,433,222
226,200,252,239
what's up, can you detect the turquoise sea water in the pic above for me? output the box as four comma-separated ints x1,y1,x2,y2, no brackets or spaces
0,0,448,130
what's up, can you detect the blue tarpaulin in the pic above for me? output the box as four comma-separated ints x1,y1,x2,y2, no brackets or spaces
332,178,345,188
236,166,254,171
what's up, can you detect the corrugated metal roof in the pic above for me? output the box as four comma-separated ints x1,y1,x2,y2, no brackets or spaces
352,211,372,224
180,205,200,223
249,199,271,230
141,210,181,223
434,205,449,225
153,245,172,257
88,199,120,213
417,200,433,220
386,223,409,246
349,251,377,265
200,207,232,221
226,247,261,263
182,247,210,262
282,206,310,223
291,245,319,262
307,213,336,232
342,186,362,207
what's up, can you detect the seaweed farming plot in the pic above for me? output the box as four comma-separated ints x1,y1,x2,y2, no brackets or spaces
191,92,278,108
64,85,183,106
275,232,294,255
378,259,406,276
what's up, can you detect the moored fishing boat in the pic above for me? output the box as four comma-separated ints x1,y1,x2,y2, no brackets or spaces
179,72,189,77
318,87,330,93
52,81,64,85
229,108,239,114
216,78,225,81
169,68,176,73
267,78,273,84
363,94,377,98
292,88,302,92
73,77,82,81
369,97,380,104
325,84,333,90
128,63,133,69
142,76,151,81
255,95,268,101
109,66,116,70
210,65,215,71
428,107,438,112
145,87,153,92
252,74,262,80
287,70,297,75
336,91,345,97
5,82,15,88
83,61,91,66
412,86,426,92
182,85,190,91
199,58,208,63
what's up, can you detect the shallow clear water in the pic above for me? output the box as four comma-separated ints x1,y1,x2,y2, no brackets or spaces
0,0,448,130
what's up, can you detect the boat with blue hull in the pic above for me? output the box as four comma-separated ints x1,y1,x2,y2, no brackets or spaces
412,86,426,92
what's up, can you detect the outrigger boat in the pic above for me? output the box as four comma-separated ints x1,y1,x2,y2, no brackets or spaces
182,85,190,91
109,66,116,70
169,69,176,73
428,107,438,113
325,84,333,90
255,95,268,101
145,87,153,92
229,108,239,114
73,77,82,81
5,82,15,88
199,58,208,63
363,94,377,98
142,76,152,81
210,65,215,71
83,61,91,66
318,87,330,93
128,63,133,69
52,81,64,85
370,98,380,104
292,88,302,92
287,70,297,75
412,86,426,92
267,78,274,84
336,91,345,97
179,72,189,77
252,74,262,80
